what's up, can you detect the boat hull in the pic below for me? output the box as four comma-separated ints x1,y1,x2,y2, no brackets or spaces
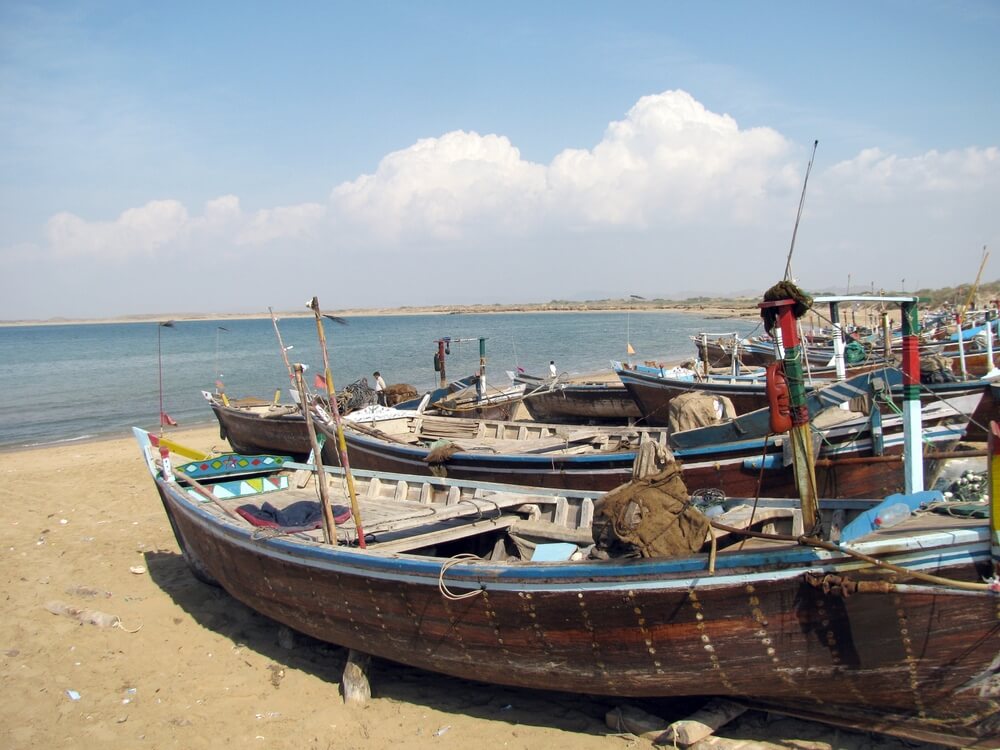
333,426,637,492
155,478,1000,747
521,383,642,424
211,402,312,459
620,366,995,440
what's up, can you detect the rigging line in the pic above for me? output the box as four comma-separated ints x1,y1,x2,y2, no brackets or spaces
783,139,819,281
709,521,995,592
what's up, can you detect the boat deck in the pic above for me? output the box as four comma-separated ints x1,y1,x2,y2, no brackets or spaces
181,456,988,561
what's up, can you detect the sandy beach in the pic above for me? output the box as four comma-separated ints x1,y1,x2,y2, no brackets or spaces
0,426,947,750
0,301,764,328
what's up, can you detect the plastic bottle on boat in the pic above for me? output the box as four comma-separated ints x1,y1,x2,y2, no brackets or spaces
873,502,910,529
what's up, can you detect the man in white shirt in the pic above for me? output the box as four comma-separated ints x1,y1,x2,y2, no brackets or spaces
373,371,387,405
549,361,557,378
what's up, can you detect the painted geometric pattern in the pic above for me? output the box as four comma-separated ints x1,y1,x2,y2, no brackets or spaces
187,475,289,502
178,454,291,480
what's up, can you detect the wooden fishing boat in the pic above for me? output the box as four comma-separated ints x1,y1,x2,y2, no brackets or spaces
137,288,999,748
618,360,998,438
615,361,895,425
134,423,1000,748
429,379,527,420
698,329,1000,378
206,395,313,459
204,376,480,460
515,370,642,424
317,382,975,498
325,414,669,492
672,392,977,499
425,336,527,419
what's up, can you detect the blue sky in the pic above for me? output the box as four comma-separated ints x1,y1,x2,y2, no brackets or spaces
2,1,998,319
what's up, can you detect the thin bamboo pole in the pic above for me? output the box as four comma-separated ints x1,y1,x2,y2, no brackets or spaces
268,307,295,383
293,364,338,545
308,297,366,548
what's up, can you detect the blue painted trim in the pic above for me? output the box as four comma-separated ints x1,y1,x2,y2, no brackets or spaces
160,477,988,594
743,454,782,470
839,490,944,543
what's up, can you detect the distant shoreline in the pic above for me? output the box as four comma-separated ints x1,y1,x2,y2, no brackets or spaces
0,300,765,327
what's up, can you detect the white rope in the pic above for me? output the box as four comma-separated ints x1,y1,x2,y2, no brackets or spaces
438,554,484,600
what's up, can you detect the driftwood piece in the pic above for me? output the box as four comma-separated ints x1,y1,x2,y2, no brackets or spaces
341,649,371,704
605,704,668,740
685,738,759,749
657,699,747,745
293,448,317,489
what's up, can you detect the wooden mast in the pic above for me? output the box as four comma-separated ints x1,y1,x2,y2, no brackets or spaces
900,298,924,493
760,297,820,534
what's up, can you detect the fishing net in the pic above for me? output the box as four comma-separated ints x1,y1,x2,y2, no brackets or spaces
335,378,378,414
920,354,957,383
760,280,813,333
592,462,710,558
844,340,868,364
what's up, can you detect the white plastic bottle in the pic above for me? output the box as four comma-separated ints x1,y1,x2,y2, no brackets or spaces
874,502,911,529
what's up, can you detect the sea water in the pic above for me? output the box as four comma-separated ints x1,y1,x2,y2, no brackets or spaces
0,311,760,449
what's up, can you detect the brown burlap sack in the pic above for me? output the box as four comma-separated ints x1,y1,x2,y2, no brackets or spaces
920,353,952,374
668,391,736,433
592,462,709,558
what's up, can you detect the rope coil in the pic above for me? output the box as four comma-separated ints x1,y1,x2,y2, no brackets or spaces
438,554,485,600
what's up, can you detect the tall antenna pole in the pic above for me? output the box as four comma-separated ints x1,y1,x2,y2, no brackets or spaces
783,139,819,281
214,326,228,392
269,307,295,383
157,320,175,435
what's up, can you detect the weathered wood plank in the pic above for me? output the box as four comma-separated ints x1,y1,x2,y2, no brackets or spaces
371,515,518,553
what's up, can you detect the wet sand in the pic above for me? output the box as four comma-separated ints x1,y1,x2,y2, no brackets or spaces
0,426,945,749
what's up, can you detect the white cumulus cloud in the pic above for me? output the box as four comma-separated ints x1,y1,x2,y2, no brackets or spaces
46,199,189,259
332,130,546,241
10,88,998,319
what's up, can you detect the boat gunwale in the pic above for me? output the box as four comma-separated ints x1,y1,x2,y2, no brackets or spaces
156,473,992,594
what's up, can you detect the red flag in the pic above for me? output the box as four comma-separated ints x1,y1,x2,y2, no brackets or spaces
314,374,327,391
160,412,178,426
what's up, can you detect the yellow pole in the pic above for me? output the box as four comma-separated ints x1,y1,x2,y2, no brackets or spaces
307,297,366,548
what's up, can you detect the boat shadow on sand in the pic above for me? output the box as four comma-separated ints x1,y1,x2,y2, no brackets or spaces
141,548,940,749
141,548,628,735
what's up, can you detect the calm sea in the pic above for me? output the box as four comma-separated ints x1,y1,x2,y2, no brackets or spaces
0,311,760,449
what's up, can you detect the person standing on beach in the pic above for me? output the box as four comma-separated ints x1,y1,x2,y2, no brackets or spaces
549,361,557,378
373,371,387,405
